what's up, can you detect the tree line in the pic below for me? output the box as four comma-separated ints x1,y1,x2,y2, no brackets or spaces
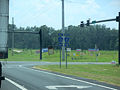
8,24,118,50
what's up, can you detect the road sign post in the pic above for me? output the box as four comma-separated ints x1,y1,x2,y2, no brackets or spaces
65,36,70,69
60,47,61,68
58,33,70,68
66,47,67,69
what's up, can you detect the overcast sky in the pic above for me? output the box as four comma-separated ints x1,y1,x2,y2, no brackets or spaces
9,0,120,29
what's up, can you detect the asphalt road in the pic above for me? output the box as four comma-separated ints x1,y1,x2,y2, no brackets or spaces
1,61,120,90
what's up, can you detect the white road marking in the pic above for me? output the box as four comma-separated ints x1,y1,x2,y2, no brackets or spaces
22,67,118,90
46,85,92,89
5,77,28,90
19,65,22,67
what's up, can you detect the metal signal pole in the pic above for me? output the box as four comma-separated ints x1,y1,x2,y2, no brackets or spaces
39,29,42,60
62,0,65,61
118,12,120,65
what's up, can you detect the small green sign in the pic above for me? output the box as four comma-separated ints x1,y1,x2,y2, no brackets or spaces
92,21,96,24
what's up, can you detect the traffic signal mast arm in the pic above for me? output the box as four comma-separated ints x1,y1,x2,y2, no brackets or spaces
80,12,120,65
91,15,120,24
81,16,119,27
91,18,117,24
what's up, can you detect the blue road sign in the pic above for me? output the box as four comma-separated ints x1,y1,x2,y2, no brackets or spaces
58,33,63,36
58,33,70,47
58,37,63,42
65,43,69,47
65,37,69,43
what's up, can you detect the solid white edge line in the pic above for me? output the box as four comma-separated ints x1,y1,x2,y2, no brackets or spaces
5,77,28,90
22,67,118,90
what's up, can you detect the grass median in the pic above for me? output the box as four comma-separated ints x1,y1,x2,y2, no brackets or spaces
34,64,120,86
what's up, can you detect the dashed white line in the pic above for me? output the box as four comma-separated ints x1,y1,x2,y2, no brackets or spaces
5,77,28,90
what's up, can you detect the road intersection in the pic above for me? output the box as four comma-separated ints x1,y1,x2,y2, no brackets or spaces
1,61,120,90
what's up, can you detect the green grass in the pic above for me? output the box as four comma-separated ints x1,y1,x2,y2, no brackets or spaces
1,49,119,86
0,49,118,62
5,49,40,61
34,64,120,86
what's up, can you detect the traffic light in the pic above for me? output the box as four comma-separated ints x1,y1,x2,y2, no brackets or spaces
80,21,84,27
86,20,90,26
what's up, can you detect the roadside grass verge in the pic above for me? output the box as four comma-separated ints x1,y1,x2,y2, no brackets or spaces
34,64,120,86
0,49,118,63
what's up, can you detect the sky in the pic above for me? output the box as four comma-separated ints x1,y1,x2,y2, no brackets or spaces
9,0,120,30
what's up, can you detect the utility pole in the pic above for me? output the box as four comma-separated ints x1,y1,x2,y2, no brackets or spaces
12,17,14,56
39,29,42,60
62,0,65,61
118,12,120,65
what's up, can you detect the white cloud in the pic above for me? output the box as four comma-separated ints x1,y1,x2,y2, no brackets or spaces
65,0,101,20
9,0,61,28
110,0,120,8
9,0,118,29
81,0,100,14
65,0,100,16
